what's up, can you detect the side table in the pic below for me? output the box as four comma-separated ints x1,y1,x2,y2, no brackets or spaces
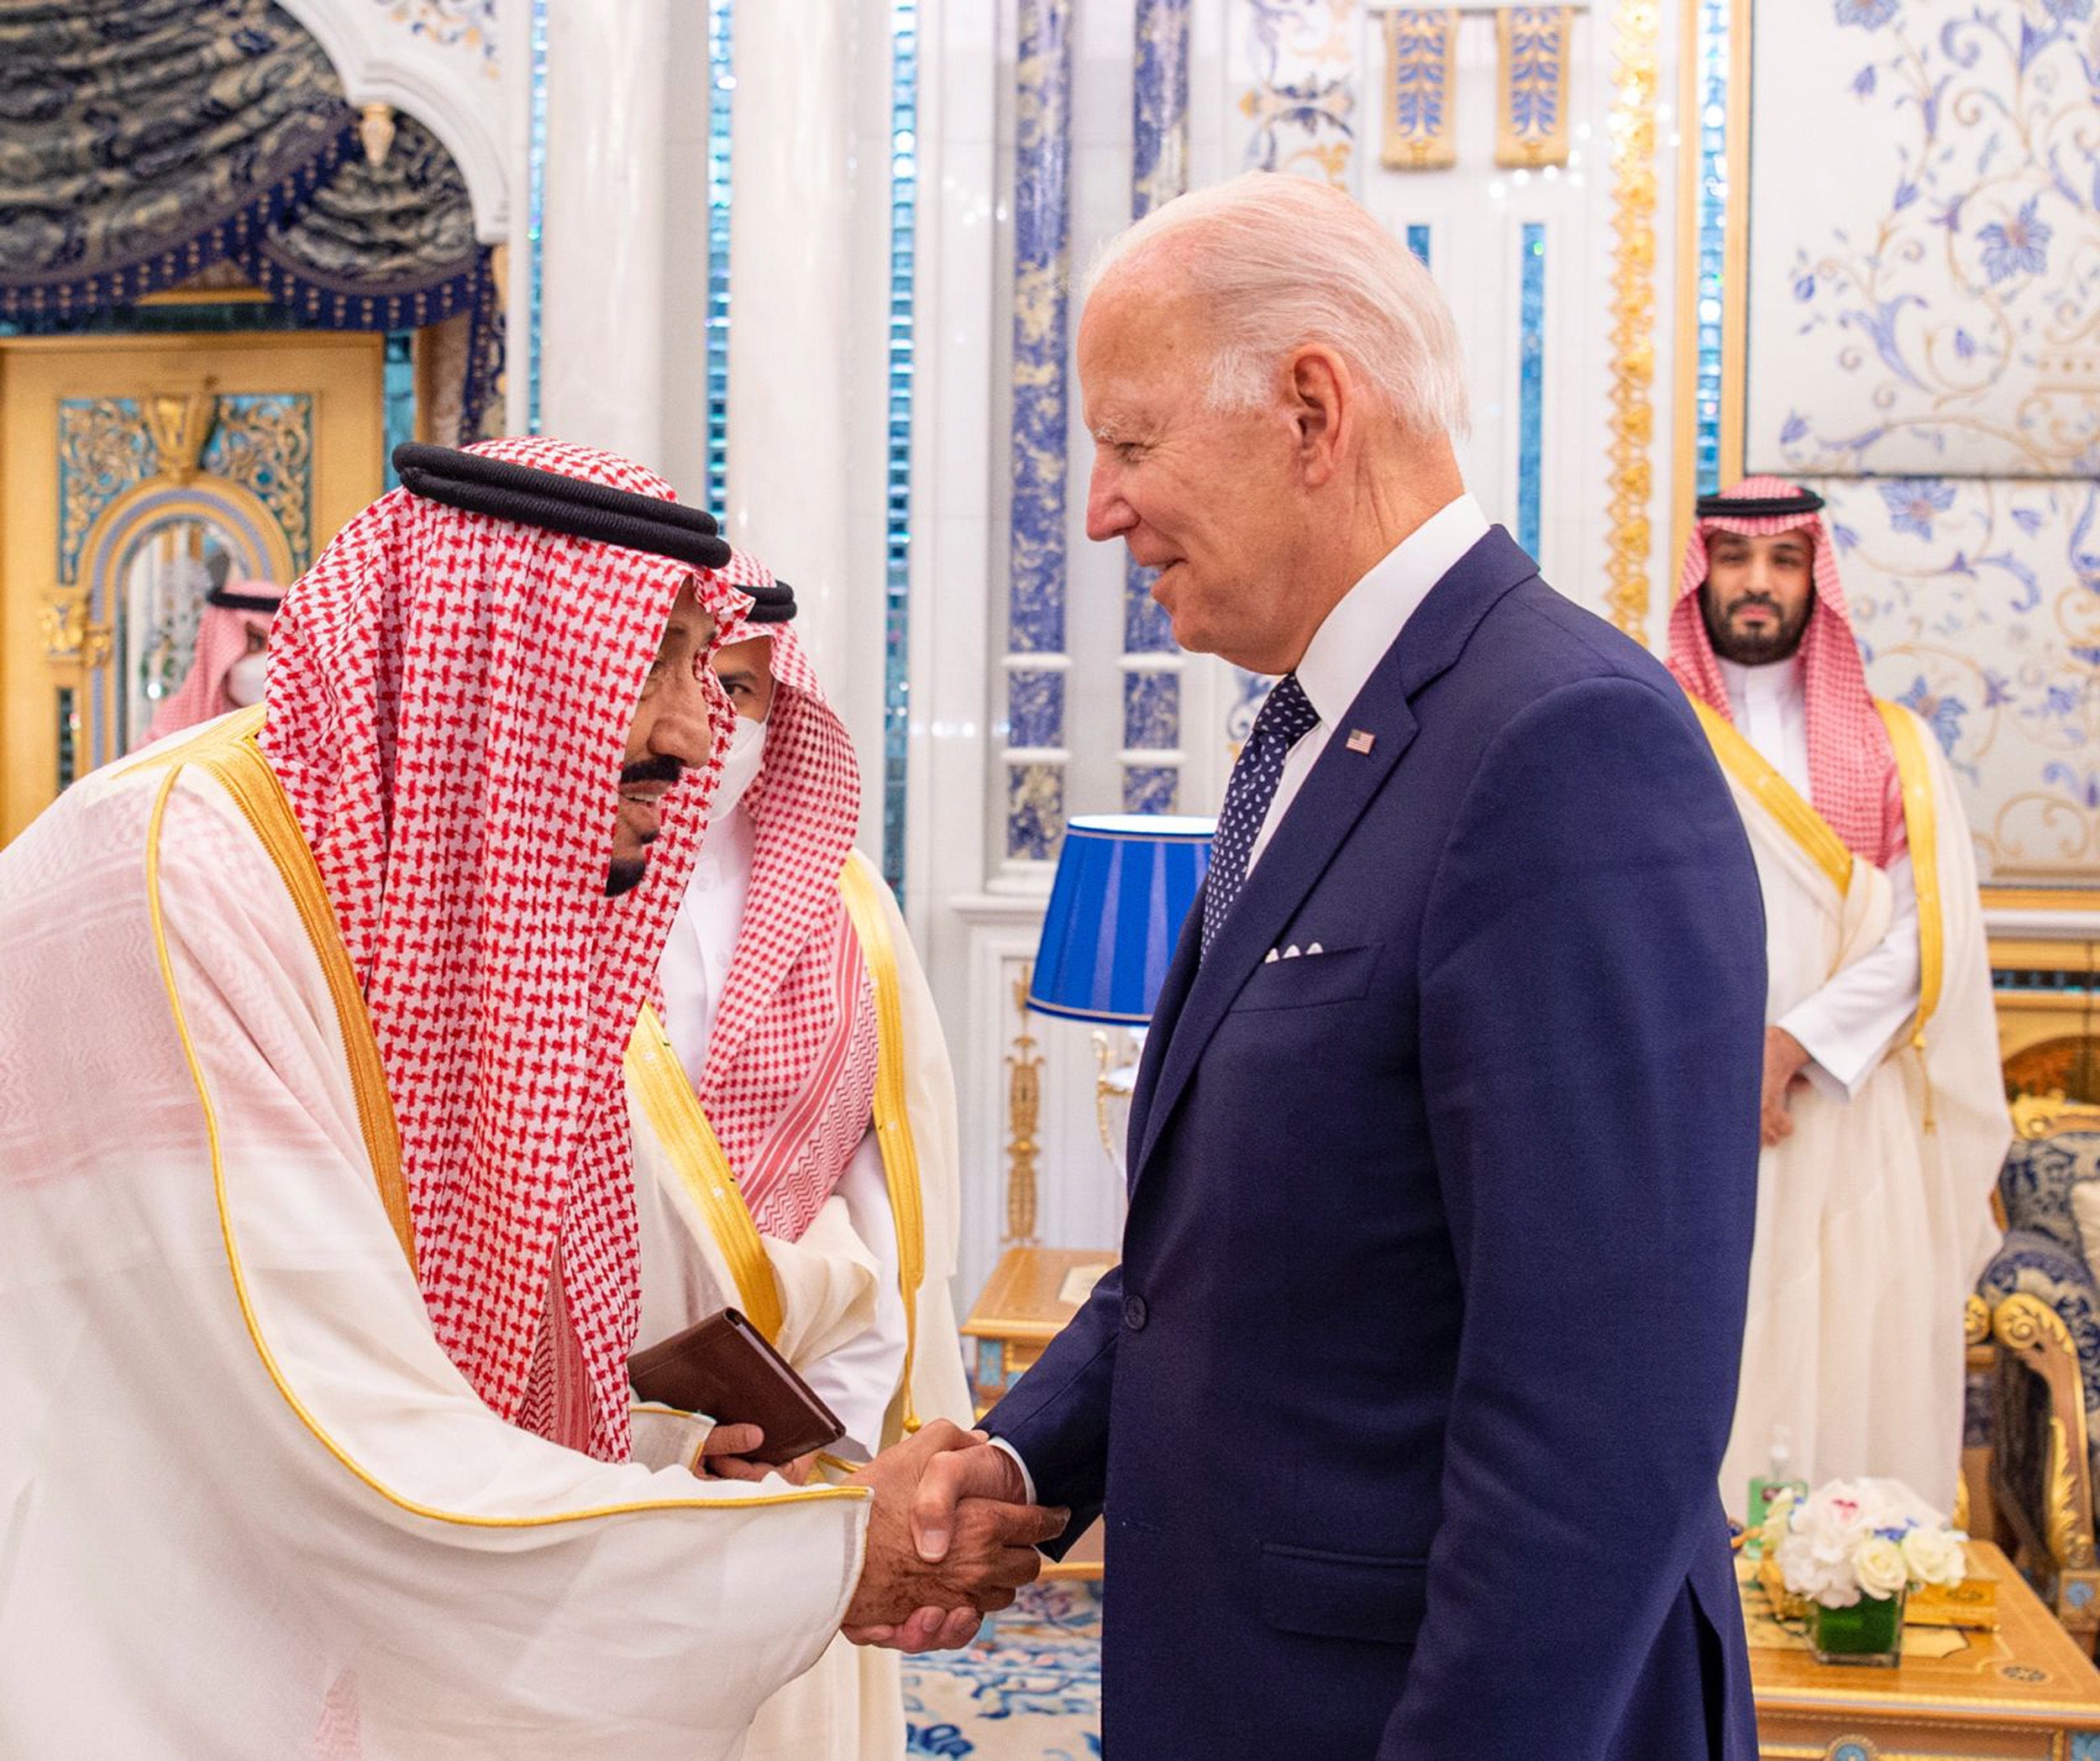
1746,1540,2100,1758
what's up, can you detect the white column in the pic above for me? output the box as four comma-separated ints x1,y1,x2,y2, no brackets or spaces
722,0,869,773
534,0,691,471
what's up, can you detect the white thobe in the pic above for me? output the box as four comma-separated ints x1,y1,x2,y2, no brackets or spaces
655,805,908,1456
0,721,866,1760
1719,655,1922,1099
634,828,973,1761
1712,685,2008,1515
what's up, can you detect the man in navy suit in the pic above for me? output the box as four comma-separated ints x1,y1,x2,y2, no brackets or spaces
909,172,1767,1756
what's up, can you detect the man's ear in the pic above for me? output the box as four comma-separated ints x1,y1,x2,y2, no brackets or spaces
1289,346,1349,488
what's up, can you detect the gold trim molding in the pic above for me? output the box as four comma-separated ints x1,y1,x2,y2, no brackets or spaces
1986,886,2100,914
1603,0,1661,641
1717,0,1750,492
1668,0,1751,579
1005,967,1042,1246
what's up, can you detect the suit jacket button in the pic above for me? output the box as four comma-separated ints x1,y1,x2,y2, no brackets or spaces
1122,1294,1148,1330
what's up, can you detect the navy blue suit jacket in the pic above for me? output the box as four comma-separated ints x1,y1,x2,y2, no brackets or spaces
984,530,1766,1758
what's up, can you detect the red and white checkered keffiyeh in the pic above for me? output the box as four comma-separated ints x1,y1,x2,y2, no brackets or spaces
1667,474,1905,868
260,436,762,1462
694,612,880,1244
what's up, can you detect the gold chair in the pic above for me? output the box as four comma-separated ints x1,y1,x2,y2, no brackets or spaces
1981,1093,2100,1647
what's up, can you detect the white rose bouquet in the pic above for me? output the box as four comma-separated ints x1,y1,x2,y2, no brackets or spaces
1762,1478,1967,1610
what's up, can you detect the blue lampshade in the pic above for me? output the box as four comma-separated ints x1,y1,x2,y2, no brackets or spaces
1026,815,1214,1025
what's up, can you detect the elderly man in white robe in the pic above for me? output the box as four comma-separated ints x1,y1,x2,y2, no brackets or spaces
1669,474,2008,1517
0,439,1054,1760
626,607,975,1761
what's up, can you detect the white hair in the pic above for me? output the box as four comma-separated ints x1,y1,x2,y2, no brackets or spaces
1087,171,1471,441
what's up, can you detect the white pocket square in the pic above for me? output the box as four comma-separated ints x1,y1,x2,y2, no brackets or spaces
1263,941,1325,962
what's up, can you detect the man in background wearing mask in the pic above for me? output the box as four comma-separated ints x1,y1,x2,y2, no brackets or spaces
1669,474,2006,1517
144,576,283,742
626,611,979,1760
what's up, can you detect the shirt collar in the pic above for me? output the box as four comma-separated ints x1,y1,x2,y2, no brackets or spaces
1715,653,1804,706
1294,492,1491,726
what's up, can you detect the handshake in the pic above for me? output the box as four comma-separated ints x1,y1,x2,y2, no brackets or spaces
840,1419,1066,1652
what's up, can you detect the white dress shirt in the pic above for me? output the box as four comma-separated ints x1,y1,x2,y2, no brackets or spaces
1247,492,1493,873
656,805,907,1456
1716,655,1922,1100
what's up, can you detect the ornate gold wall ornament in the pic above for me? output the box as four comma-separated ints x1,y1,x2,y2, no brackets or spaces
142,387,219,485
58,399,156,581
39,588,112,678
1005,967,1043,1246
1380,10,1458,171
358,102,398,169
207,396,316,567
1602,0,1660,641
1494,7,1573,169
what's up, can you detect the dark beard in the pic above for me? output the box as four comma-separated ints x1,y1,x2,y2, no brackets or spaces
605,857,648,897
1700,584,1812,667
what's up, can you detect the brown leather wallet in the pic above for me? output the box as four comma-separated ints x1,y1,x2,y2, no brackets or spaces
627,1308,846,1465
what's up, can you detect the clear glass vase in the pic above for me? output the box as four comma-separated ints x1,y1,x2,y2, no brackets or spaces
1809,1589,1905,1666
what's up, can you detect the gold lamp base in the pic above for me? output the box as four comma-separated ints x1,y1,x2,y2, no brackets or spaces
1091,1027,1143,1180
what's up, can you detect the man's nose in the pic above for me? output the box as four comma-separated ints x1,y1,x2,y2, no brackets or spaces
1086,463,1135,544
650,668,716,772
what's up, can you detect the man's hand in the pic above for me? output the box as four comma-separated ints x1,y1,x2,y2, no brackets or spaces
840,1420,1063,1654
696,1425,817,1486
908,1427,1026,1559
1761,1025,1811,1147
691,1423,766,1475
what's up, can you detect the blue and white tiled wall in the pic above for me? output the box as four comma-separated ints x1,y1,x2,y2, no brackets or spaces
995,0,1609,857
1004,0,1077,862
1735,0,2100,884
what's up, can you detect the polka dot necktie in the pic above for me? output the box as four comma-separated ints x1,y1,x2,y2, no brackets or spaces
1202,672,1320,959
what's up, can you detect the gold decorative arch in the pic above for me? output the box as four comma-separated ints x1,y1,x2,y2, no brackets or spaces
1,330,383,841
53,463,297,778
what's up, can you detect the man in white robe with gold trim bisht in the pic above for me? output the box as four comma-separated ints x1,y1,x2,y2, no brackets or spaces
625,610,974,1761
0,438,1053,1759
1669,474,2008,1517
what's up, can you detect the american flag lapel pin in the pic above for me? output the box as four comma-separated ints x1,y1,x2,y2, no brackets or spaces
1346,728,1376,755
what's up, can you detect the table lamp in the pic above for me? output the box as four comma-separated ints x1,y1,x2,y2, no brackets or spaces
1026,814,1213,1179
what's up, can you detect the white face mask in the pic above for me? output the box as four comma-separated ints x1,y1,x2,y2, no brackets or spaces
709,713,768,825
223,653,269,706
